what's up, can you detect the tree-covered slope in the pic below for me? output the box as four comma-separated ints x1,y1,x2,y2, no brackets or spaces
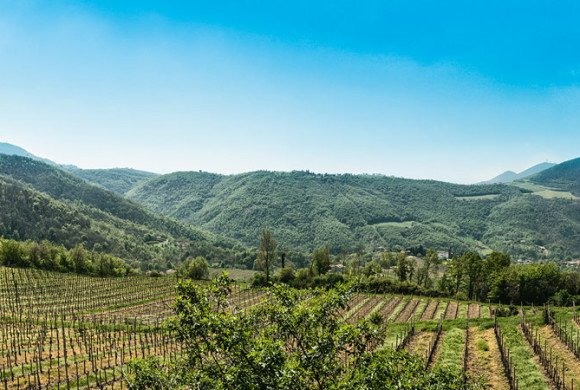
0,155,239,270
67,168,158,195
126,166,580,260
529,157,580,196
126,170,531,253
0,155,233,246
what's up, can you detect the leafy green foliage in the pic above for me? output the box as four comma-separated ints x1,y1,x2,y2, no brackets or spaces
126,168,580,261
178,256,209,280
312,246,330,275
0,238,131,276
257,229,276,282
0,155,240,270
128,275,482,389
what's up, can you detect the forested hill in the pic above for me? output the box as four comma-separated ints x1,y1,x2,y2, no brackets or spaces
3,151,580,264
0,155,238,270
67,167,158,195
529,157,580,196
125,168,580,261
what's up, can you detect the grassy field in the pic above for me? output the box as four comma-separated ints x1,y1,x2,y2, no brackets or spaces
511,180,579,200
209,267,257,281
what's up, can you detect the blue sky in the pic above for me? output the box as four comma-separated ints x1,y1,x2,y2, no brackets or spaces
1,1,579,183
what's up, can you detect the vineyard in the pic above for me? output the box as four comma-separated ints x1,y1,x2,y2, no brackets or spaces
2,267,580,389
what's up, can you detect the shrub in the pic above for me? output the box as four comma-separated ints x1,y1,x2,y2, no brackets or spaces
277,267,296,284
179,256,209,280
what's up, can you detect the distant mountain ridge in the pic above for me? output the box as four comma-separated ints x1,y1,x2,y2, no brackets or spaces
66,167,159,195
3,142,580,263
479,162,556,184
0,142,159,195
0,142,78,169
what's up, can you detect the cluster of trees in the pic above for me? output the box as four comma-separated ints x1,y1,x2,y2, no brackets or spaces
0,238,132,276
437,251,579,305
177,256,209,280
251,230,580,305
128,274,481,389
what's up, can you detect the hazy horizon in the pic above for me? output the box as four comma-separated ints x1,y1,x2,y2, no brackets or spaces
1,1,579,184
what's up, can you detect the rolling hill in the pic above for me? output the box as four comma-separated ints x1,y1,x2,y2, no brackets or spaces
123,160,580,261
0,155,239,270
529,157,580,196
67,167,159,195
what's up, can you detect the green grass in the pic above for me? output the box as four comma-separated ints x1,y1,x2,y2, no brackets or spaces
477,338,489,351
209,268,257,281
533,189,578,199
412,298,429,322
499,321,549,390
510,181,579,200
435,327,465,371
387,296,411,322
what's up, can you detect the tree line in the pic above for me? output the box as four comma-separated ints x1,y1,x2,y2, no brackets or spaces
253,230,580,306
0,238,132,276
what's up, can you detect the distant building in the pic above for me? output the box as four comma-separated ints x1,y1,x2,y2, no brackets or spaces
329,264,345,273
437,250,450,260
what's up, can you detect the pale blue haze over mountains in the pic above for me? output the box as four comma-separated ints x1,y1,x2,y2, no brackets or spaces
0,1,578,183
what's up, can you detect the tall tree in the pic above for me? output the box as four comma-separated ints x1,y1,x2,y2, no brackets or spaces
462,252,483,300
312,246,330,275
257,229,277,283
279,249,287,269
395,252,410,282
447,254,464,295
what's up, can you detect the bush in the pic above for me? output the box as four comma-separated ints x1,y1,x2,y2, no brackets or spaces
368,311,383,325
494,305,519,317
129,275,484,389
278,267,296,284
251,272,269,287
179,256,209,280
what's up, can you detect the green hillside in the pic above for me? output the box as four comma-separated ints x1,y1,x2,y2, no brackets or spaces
67,167,159,195
529,157,580,196
0,155,239,270
125,166,580,261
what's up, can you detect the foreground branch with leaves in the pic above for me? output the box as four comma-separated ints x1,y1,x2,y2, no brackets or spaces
128,274,482,389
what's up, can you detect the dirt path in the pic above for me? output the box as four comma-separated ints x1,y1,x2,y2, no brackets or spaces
406,330,431,360
444,302,459,319
467,327,510,390
540,325,580,387
428,331,446,369
395,299,421,322
347,297,383,324
420,300,439,321
468,304,480,319
377,296,402,319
